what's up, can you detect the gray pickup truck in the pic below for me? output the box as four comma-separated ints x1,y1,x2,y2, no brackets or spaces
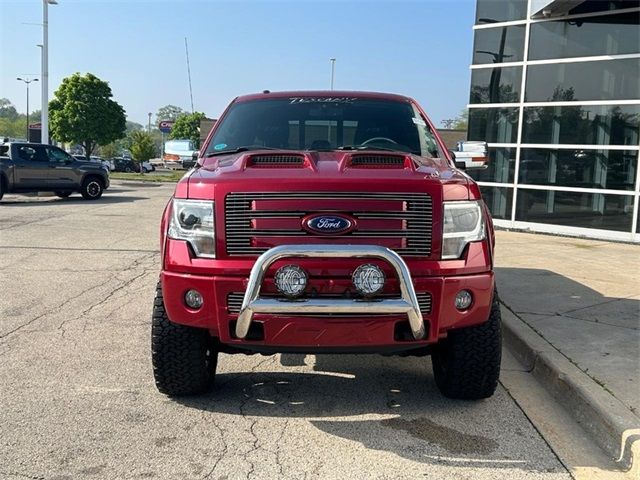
0,142,110,201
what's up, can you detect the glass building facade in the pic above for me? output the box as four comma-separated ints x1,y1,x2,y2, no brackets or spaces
468,0,640,241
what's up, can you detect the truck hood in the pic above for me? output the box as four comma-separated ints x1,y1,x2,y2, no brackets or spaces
184,150,472,201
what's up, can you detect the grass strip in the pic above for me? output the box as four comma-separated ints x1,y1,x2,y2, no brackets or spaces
109,171,185,182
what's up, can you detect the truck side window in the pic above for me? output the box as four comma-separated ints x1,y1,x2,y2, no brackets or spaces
17,146,47,162
47,147,71,163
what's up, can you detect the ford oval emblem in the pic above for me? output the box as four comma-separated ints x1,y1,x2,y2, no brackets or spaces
302,213,355,235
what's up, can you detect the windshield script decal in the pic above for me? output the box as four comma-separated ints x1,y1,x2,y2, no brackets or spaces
289,97,358,104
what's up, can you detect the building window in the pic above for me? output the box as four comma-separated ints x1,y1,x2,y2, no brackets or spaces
470,67,522,103
525,58,640,102
516,190,634,232
468,147,516,183
480,186,513,220
568,1,640,16
475,0,528,24
529,11,640,60
519,148,638,190
472,25,526,64
468,108,519,143
521,105,640,146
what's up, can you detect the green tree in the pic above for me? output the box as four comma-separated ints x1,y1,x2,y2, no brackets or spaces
156,105,185,122
129,130,156,165
0,98,19,121
170,112,206,148
99,142,120,159
452,109,468,130
126,120,144,132
49,73,126,157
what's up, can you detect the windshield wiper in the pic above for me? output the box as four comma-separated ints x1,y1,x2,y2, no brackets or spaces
337,145,408,153
204,146,279,158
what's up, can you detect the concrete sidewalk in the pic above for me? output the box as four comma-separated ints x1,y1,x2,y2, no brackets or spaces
494,230,640,474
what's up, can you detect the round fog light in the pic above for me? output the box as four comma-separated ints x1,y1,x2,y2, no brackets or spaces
352,264,385,297
455,290,473,310
274,265,308,298
185,289,204,309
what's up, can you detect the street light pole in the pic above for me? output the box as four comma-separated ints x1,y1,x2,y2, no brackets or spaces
42,0,58,145
330,58,336,90
17,77,39,141
148,112,152,133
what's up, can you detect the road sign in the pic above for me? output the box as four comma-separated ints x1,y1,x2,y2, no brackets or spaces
158,120,174,133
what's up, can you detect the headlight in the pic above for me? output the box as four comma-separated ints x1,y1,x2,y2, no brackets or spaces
442,200,485,259
168,199,215,258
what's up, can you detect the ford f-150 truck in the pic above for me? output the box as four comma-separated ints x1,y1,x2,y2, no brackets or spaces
153,91,500,400
0,142,110,201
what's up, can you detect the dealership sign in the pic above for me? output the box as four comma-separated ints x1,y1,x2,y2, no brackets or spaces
158,120,174,133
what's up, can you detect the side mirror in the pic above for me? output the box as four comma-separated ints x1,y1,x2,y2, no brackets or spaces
455,141,489,170
457,141,487,154
192,150,199,162
455,161,467,170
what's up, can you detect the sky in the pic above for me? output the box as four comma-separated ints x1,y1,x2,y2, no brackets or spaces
0,0,476,127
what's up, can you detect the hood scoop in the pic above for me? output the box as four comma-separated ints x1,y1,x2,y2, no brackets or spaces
347,154,409,169
245,153,308,168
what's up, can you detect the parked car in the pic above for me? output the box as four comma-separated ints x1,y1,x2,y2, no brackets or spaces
151,91,500,401
136,160,156,173
163,139,196,169
72,154,113,171
112,157,136,172
0,141,109,200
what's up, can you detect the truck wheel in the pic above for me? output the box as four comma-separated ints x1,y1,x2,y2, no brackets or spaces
151,284,218,396
55,191,72,198
431,290,502,400
81,177,104,200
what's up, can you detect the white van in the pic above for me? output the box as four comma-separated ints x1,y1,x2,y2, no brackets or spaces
163,139,196,169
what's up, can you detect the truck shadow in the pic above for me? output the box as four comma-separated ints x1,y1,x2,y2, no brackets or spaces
0,194,147,206
175,354,565,473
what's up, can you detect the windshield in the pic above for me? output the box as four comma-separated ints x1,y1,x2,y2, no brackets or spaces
165,140,194,152
205,97,442,157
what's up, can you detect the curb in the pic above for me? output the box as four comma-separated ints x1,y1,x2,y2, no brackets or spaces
500,304,640,476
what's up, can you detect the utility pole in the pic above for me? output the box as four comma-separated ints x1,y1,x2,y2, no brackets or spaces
330,58,336,90
185,37,194,113
42,0,58,145
17,77,39,141
148,112,152,133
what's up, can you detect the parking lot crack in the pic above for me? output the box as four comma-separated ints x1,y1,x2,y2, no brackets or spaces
202,417,228,479
0,280,107,341
59,253,157,337
0,471,45,480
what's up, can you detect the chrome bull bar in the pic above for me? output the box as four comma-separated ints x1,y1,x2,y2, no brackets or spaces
236,244,426,340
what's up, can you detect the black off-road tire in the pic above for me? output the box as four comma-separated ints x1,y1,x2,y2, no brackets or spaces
151,284,218,396
80,176,104,200
432,290,502,400
54,191,72,198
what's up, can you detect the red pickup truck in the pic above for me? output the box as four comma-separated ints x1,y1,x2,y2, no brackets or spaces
152,91,500,400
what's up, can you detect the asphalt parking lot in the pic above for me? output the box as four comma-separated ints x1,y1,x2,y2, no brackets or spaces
0,183,571,480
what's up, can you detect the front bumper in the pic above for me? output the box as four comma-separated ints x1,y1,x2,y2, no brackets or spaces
236,245,425,340
160,245,494,350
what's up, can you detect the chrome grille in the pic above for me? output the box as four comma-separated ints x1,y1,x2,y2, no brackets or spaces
227,292,432,316
225,192,433,256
